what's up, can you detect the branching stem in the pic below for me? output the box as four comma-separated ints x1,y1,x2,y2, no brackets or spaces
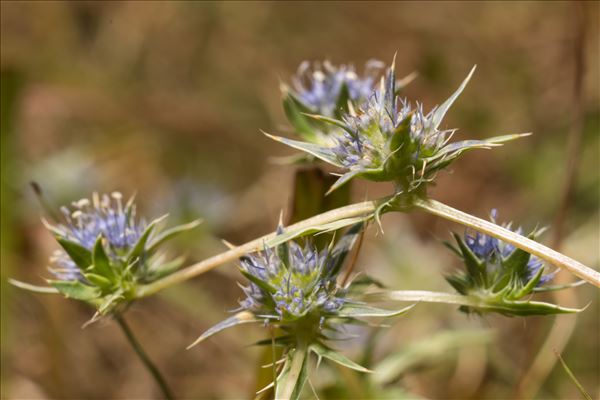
135,195,599,298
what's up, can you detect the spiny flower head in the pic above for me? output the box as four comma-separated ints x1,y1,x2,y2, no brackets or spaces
446,210,560,316
462,210,551,285
40,192,200,318
281,59,415,146
48,192,146,281
238,234,344,322
189,223,414,394
270,59,528,194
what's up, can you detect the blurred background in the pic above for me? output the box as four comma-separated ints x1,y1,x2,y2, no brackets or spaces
1,1,598,399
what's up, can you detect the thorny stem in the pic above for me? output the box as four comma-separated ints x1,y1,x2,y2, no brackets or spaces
413,198,600,288
115,315,174,400
136,200,380,298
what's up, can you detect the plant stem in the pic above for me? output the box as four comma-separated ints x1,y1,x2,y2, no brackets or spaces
136,200,380,298
115,315,174,400
276,341,308,400
413,198,600,288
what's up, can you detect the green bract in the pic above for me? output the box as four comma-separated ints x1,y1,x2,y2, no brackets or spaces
270,60,528,194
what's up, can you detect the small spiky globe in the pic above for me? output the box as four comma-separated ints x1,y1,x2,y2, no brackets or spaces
239,238,345,323
49,192,146,281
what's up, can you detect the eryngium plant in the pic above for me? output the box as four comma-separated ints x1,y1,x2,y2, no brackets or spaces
269,60,527,194
446,210,572,316
189,224,413,399
28,192,199,319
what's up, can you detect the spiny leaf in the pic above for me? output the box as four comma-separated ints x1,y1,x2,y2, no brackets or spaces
431,65,476,130
147,219,202,254
310,342,370,373
282,90,320,142
240,268,277,295
511,266,544,299
145,256,186,281
533,280,585,293
127,215,167,263
452,232,485,286
334,82,351,119
8,279,60,294
188,311,259,349
84,273,112,289
91,237,114,280
337,303,415,318
56,237,92,270
263,132,343,168
326,169,364,195
50,280,101,301
302,113,355,136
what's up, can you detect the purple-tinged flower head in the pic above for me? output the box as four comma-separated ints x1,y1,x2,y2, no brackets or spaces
270,61,527,194
462,209,553,286
447,210,557,315
14,191,200,319
190,222,415,378
56,192,146,253
239,239,344,322
47,192,146,282
292,60,386,118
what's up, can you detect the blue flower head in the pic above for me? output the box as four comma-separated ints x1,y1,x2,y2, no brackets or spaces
39,192,200,317
447,210,555,315
462,210,552,285
271,58,528,194
238,236,345,322
189,223,415,392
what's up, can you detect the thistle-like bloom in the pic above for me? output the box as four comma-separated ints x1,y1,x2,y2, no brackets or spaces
270,59,527,194
28,192,200,318
48,192,146,281
281,59,417,147
238,235,345,321
290,60,386,118
446,210,564,316
463,210,552,285
189,224,413,397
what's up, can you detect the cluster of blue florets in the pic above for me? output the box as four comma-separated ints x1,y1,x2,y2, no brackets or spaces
463,210,553,286
239,239,345,321
49,192,145,281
